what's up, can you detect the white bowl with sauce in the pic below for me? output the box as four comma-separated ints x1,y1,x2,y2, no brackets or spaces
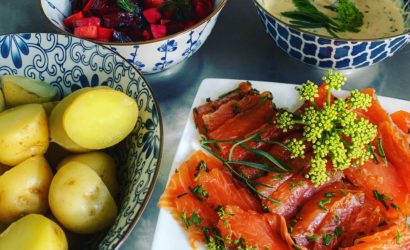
253,0,410,69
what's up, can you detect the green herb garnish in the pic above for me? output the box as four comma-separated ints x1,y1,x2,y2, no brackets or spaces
377,138,387,165
276,70,377,186
318,198,332,211
281,0,364,37
306,235,320,241
324,192,336,197
367,144,379,164
335,226,342,237
373,190,393,210
159,0,193,20
117,0,137,13
190,185,209,201
178,211,202,228
322,232,335,246
397,230,402,244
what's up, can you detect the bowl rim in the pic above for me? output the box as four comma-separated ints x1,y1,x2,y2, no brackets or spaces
39,0,228,46
0,32,164,250
252,0,410,42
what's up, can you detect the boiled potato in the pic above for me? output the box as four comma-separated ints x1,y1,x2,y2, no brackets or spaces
1,75,57,107
58,151,119,197
0,155,53,224
0,104,49,166
49,87,138,151
49,162,117,234
0,89,5,112
0,214,67,250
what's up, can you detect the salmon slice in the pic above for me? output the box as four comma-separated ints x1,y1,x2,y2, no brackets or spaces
209,98,275,141
196,167,262,212
263,171,343,219
391,110,410,134
216,205,302,250
339,201,386,248
255,150,312,198
378,121,410,192
340,223,410,250
310,189,365,249
344,156,410,219
202,92,272,132
158,151,223,246
194,82,253,135
291,182,361,247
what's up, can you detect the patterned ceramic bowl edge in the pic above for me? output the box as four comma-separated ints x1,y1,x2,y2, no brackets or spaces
0,32,163,250
252,0,410,70
39,0,227,74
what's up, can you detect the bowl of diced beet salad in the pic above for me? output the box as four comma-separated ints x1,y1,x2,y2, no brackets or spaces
40,0,227,74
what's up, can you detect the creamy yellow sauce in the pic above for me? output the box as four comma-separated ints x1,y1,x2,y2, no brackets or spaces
259,0,408,39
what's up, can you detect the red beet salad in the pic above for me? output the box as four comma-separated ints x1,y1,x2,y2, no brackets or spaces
64,0,214,42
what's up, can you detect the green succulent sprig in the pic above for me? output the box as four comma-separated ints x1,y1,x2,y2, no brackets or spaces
276,70,377,186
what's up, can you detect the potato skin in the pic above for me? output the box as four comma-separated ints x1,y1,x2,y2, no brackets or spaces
49,162,117,234
58,151,119,197
0,104,49,166
0,155,53,224
0,214,67,250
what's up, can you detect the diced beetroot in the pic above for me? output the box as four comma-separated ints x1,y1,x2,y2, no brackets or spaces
103,12,138,28
166,21,186,35
145,0,164,8
143,8,162,24
63,11,84,29
186,20,196,28
83,0,94,13
74,25,98,39
150,24,167,39
73,17,101,27
96,26,113,42
160,19,171,25
142,29,153,40
193,0,213,19
89,0,118,16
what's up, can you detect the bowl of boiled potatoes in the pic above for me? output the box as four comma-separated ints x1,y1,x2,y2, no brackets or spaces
0,33,162,249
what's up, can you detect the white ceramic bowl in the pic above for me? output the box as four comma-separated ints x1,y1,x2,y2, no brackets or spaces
40,0,227,74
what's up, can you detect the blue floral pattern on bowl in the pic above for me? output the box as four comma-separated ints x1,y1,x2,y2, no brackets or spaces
40,0,227,74
253,0,410,69
0,33,162,249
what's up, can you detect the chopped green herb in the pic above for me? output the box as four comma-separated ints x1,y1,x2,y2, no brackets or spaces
206,97,211,102
257,94,271,107
290,180,296,190
318,198,332,211
335,226,342,237
367,144,379,164
193,108,199,115
202,125,209,133
333,215,340,223
407,128,410,134
190,185,209,201
377,138,387,164
177,192,188,198
306,235,320,241
197,160,208,172
117,0,137,13
218,88,239,99
231,103,241,114
340,190,348,196
391,203,400,211
324,192,336,197
272,175,284,181
289,219,297,233
322,232,335,246
203,227,226,250
297,180,305,186
373,190,392,210
397,230,402,244
178,211,202,228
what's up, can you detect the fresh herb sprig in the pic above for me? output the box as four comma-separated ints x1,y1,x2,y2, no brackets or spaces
281,0,364,37
117,0,137,13
200,132,291,205
276,70,378,186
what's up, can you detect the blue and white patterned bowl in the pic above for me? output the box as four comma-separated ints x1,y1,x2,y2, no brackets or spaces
0,33,162,249
40,0,227,74
253,0,410,69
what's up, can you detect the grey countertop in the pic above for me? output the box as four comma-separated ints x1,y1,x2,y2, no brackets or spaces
2,0,409,249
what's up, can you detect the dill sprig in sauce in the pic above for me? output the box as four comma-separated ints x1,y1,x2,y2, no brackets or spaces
281,0,364,37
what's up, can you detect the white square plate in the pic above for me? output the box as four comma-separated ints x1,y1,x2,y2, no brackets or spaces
152,78,410,250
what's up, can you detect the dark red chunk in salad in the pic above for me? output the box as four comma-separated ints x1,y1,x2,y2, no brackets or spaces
65,0,214,42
